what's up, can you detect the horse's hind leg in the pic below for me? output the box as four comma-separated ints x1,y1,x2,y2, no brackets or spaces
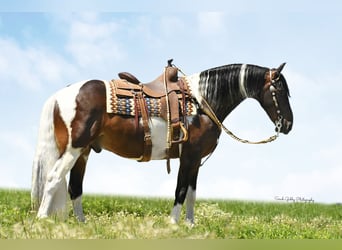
68,147,90,222
171,151,201,224
37,147,82,219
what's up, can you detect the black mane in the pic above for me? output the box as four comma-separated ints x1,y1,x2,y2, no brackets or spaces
198,64,269,120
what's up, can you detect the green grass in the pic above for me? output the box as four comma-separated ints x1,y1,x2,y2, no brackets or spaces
1,189,342,239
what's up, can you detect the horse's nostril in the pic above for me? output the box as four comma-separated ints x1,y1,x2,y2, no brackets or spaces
286,121,292,130
283,120,292,134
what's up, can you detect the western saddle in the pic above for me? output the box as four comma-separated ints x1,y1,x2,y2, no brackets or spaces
111,59,193,171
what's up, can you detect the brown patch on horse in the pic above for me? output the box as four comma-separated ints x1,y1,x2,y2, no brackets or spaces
71,80,106,149
101,115,145,159
188,115,221,157
53,102,69,157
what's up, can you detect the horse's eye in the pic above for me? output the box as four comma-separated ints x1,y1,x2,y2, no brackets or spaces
275,82,283,90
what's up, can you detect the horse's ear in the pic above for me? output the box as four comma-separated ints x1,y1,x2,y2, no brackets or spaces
269,63,286,81
277,62,286,73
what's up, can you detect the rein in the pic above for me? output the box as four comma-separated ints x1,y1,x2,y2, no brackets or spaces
164,65,172,174
200,97,281,144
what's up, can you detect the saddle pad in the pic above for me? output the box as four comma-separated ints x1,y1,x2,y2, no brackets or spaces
104,80,197,117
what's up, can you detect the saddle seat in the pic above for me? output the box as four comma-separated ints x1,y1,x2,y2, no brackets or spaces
118,66,180,97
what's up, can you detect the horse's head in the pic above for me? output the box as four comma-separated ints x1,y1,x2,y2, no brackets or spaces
259,63,293,134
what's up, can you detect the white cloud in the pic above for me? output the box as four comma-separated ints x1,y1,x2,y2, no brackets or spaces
0,130,34,189
65,13,124,70
160,16,185,38
129,15,165,51
197,12,226,36
0,37,78,91
0,131,34,158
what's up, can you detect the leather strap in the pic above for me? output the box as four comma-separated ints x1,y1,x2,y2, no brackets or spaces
137,92,152,162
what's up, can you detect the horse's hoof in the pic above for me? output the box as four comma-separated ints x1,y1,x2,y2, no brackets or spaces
185,219,195,228
170,217,178,224
36,213,48,220
76,215,86,223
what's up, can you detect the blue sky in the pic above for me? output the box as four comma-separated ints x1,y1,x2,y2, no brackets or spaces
1,1,342,203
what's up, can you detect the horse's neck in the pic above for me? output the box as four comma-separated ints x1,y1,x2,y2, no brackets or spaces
191,65,264,121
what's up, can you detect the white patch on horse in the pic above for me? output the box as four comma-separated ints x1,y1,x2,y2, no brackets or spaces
149,117,168,160
72,196,85,222
186,186,196,224
185,73,201,104
55,80,90,127
214,70,219,98
170,186,196,224
103,80,113,113
170,203,182,224
239,64,248,98
149,115,196,160
205,71,210,86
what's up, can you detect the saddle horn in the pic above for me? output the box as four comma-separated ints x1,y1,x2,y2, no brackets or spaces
167,59,174,67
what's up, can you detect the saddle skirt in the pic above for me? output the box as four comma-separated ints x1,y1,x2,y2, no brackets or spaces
104,78,197,118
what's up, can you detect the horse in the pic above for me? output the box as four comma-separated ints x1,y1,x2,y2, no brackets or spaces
31,62,293,223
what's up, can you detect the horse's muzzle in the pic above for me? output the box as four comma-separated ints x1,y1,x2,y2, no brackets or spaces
279,119,292,134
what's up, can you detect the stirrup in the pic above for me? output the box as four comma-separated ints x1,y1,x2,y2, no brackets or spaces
172,122,188,144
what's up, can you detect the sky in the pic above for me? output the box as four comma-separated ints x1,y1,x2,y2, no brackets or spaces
0,1,342,204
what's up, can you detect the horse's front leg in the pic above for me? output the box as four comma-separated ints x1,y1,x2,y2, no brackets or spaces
171,151,200,224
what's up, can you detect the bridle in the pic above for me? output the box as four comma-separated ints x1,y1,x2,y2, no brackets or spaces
269,70,283,135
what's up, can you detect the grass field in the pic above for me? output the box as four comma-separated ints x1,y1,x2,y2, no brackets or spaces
1,189,342,239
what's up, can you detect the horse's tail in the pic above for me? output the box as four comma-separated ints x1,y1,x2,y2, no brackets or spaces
31,95,59,211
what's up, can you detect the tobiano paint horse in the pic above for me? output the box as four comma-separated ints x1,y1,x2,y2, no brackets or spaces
31,62,293,223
